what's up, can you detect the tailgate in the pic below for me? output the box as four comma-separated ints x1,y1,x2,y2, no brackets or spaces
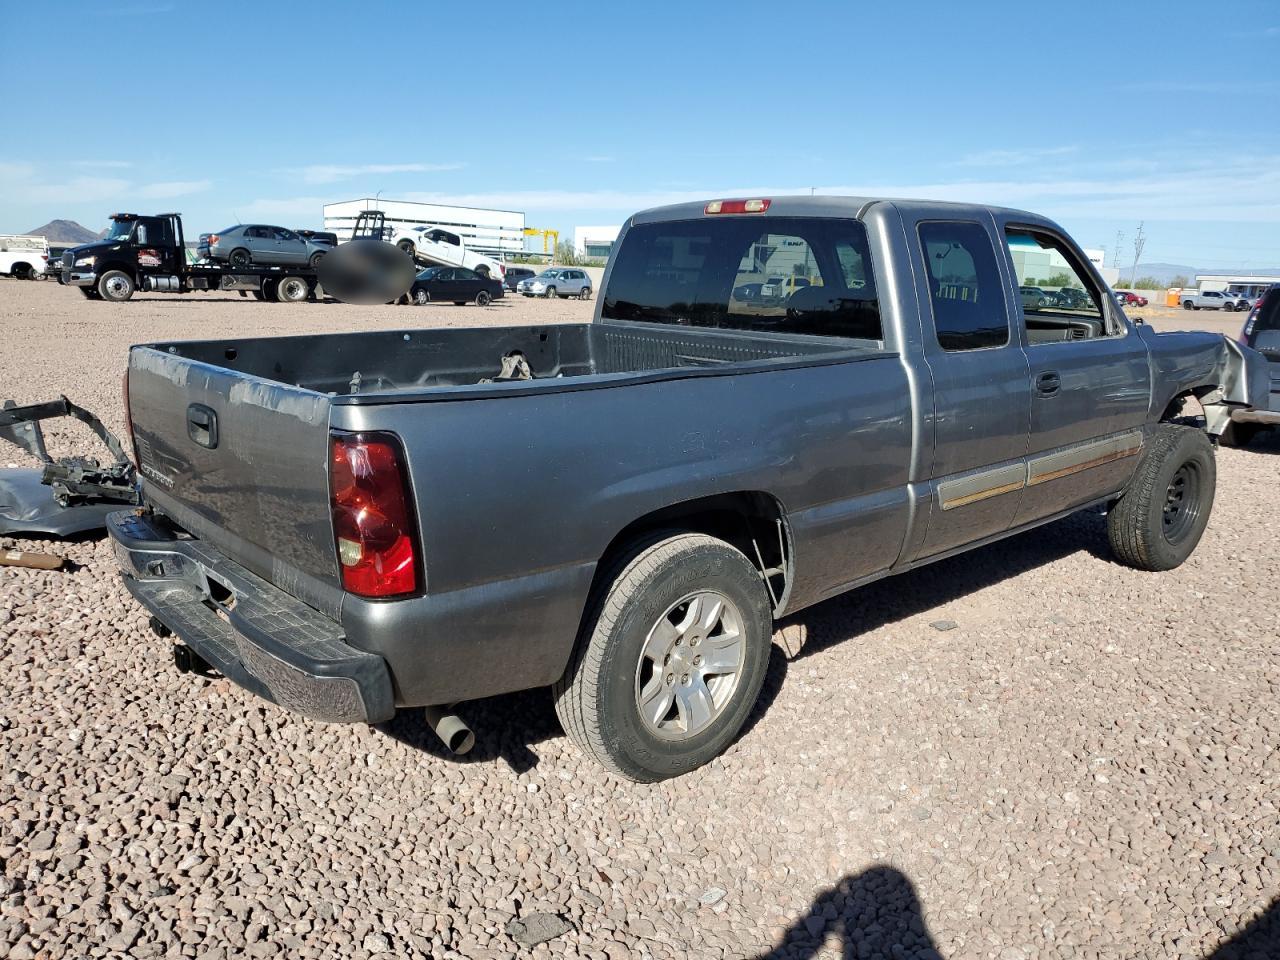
127,347,341,614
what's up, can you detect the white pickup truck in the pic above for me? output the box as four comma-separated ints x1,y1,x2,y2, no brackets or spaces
390,225,504,280
0,235,49,279
1181,289,1249,311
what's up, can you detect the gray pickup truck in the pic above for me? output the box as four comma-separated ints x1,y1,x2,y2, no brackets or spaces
109,195,1270,781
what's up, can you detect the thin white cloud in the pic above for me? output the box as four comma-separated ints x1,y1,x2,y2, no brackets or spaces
958,146,1078,167
70,160,134,169
584,155,616,163
137,180,212,199
284,163,466,185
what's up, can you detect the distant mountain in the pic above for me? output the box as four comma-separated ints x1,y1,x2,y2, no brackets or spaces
24,219,101,245
1134,262,1280,284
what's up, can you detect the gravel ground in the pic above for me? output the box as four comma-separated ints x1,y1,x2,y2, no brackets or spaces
1,278,1278,959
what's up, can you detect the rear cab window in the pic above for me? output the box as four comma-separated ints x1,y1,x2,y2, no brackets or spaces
916,221,1009,351
602,216,882,341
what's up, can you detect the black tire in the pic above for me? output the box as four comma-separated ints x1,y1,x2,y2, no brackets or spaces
1107,424,1216,571
251,290,265,301
275,276,309,302
97,269,135,302
553,532,773,782
79,287,99,299
308,251,326,269
545,285,557,299
1182,300,1193,310
398,241,416,259
413,288,429,305
261,279,279,301
475,289,492,306
580,287,592,301
228,248,251,268
1219,421,1262,448
11,263,31,280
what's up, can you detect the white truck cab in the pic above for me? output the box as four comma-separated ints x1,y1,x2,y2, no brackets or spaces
0,235,49,279
390,225,504,280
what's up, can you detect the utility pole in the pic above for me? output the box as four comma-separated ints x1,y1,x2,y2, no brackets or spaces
1130,222,1146,288
1112,231,1124,268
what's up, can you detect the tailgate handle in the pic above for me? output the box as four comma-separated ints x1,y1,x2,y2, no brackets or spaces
187,404,218,449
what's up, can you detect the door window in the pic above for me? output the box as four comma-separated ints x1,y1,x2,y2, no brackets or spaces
435,269,454,281
917,221,1009,351
1004,228,1114,342
275,228,298,241
455,268,478,280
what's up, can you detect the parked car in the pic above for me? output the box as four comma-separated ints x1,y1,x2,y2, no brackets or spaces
1221,291,1251,311
198,224,331,269
1224,285,1280,446
1055,287,1095,309
503,266,537,292
517,267,592,299
298,229,338,248
760,275,814,302
110,195,1270,782
1181,289,1241,311
1019,285,1051,308
1114,290,1149,307
404,266,503,306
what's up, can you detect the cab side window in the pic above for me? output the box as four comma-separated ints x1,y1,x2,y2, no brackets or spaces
1004,228,1114,342
917,221,1009,351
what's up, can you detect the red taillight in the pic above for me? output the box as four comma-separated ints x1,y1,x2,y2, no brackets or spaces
330,433,419,598
705,198,771,215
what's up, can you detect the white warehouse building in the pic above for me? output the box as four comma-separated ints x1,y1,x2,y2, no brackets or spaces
574,225,621,259
323,198,526,260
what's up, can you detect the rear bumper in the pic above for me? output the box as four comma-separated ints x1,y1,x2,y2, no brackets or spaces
107,509,394,724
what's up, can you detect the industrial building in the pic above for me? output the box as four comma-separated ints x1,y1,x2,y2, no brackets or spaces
1194,274,1280,299
1007,243,1120,288
323,198,526,260
573,225,621,259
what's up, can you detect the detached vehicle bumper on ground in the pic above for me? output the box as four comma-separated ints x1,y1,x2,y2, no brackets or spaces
110,195,1272,781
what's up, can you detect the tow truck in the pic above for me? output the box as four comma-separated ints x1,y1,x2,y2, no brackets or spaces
60,212,324,303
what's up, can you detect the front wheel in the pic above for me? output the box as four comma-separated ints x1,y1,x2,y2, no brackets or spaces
308,251,326,269
413,288,429,305
554,533,773,782
275,276,310,302
1107,424,1216,571
475,289,492,306
544,285,557,299
97,270,135,302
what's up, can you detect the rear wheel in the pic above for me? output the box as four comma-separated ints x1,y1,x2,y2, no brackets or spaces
11,263,31,280
475,289,492,306
1107,424,1215,571
261,278,279,301
275,276,310,302
228,248,251,268
97,270,135,302
1219,421,1262,448
554,532,773,781
580,286,592,301
251,290,265,301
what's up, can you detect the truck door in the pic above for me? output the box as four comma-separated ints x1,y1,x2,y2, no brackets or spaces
996,223,1151,525
133,217,180,275
907,216,1032,559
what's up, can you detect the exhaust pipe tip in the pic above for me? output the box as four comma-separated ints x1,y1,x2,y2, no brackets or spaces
423,703,475,755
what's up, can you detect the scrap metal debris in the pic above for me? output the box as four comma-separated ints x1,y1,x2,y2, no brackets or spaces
0,396,140,536
0,549,65,571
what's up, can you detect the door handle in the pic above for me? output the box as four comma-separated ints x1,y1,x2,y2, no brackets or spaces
187,403,218,448
1035,371,1061,395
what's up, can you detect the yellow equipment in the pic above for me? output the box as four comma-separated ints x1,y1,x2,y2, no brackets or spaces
523,227,560,255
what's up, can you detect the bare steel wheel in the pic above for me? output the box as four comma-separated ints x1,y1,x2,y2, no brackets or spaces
634,591,746,740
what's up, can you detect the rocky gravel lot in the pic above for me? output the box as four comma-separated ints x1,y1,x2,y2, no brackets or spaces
1,279,1278,959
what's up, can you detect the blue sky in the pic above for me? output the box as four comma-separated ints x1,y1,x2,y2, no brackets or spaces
3,0,1278,268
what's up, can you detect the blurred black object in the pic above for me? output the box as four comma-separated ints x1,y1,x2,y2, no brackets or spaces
317,238,414,305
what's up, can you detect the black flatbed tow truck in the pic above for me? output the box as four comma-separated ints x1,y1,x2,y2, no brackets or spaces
59,212,323,303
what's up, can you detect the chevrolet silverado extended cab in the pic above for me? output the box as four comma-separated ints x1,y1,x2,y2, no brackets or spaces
109,196,1270,781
